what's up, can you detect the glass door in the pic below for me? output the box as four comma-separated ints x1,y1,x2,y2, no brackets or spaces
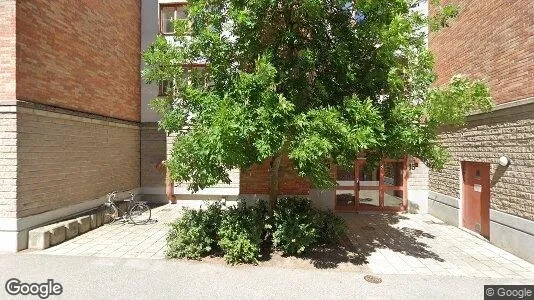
356,159,380,209
334,162,356,211
382,159,407,210
334,158,408,212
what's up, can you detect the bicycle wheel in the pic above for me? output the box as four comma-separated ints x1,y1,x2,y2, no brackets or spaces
103,203,118,224
129,203,151,225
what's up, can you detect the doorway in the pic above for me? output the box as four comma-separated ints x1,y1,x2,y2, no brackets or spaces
334,158,407,212
462,161,490,238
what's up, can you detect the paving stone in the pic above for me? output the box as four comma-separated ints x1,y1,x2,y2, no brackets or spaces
28,205,534,279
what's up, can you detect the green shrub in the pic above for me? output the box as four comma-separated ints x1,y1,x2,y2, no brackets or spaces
201,201,224,244
218,202,265,264
315,209,348,244
166,202,222,259
272,197,318,256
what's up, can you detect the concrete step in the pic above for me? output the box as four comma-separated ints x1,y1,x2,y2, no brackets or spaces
28,209,105,250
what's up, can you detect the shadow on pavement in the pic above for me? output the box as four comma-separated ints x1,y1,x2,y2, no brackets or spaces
304,213,444,269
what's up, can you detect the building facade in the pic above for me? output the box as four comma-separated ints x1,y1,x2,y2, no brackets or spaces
0,0,141,251
149,0,534,263
142,1,430,214
0,0,532,265
427,0,534,262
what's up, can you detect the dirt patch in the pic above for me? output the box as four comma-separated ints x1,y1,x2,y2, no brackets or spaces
169,244,372,273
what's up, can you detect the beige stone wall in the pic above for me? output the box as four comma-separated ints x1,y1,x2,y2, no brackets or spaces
407,158,429,191
429,102,534,221
0,104,17,217
429,160,461,199
141,123,166,189
407,159,429,213
16,105,140,218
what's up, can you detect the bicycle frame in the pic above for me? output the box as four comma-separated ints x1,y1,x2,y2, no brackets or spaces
104,191,152,225
105,192,140,218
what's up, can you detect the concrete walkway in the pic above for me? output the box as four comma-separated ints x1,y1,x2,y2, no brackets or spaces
27,202,534,280
341,213,534,279
1,253,531,300
28,202,188,259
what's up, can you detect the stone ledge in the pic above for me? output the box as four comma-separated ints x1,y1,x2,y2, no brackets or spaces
490,221,534,264
12,100,140,127
469,96,534,117
428,190,459,208
490,209,534,236
0,100,18,106
28,209,106,250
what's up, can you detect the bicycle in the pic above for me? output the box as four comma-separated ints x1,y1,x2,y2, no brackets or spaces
103,191,151,225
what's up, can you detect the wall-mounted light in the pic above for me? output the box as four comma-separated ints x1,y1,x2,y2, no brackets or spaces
498,155,510,167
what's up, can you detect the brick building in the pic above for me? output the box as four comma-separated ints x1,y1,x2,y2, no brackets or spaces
0,0,142,251
426,0,534,262
0,0,532,264
154,0,534,263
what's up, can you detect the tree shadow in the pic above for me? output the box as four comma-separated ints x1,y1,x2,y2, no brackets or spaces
304,213,444,269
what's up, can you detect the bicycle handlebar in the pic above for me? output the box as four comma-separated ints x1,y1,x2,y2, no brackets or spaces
107,191,117,201
106,191,137,202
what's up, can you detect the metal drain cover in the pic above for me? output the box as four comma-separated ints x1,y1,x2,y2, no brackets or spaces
364,275,382,284
361,225,375,231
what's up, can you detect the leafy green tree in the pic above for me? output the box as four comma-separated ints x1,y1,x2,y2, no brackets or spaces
142,0,491,207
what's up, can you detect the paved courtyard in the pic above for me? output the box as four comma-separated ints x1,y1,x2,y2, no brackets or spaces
28,202,534,280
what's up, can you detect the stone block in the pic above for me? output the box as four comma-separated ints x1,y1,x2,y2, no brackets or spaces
90,213,97,229
28,227,50,250
95,210,104,227
49,226,66,246
77,216,91,234
64,220,79,240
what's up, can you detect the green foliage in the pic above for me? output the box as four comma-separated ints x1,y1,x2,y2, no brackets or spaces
315,209,349,244
217,202,266,264
429,0,460,31
166,198,350,263
166,202,222,259
143,0,493,194
426,75,493,127
272,197,318,256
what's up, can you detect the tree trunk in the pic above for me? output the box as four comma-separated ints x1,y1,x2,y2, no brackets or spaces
268,154,282,209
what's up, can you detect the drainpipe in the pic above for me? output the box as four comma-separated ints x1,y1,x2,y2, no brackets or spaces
158,160,176,203
166,169,176,203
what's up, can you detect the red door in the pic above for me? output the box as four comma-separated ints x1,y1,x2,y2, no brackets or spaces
462,162,490,238
334,159,407,212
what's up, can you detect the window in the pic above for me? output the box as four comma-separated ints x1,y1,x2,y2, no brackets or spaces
160,3,187,35
157,64,208,96
158,80,172,96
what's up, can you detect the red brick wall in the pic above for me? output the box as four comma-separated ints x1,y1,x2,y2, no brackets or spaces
16,0,141,121
429,0,534,104
0,0,16,101
240,156,311,195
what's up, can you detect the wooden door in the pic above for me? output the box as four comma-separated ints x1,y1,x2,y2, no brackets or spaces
462,162,490,238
